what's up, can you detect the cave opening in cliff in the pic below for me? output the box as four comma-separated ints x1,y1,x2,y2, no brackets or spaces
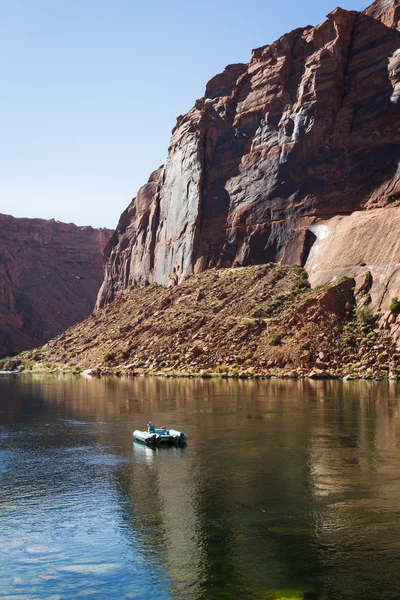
300,229,317,267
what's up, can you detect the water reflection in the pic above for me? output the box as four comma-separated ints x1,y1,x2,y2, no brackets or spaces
1,375,400,599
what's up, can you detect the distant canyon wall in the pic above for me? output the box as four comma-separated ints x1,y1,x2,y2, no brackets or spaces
97,0,400,325
0,214,111,357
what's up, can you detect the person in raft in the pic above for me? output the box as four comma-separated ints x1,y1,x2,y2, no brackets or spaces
147,421,155,433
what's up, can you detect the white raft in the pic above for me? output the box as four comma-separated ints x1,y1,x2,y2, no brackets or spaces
133,427,187,445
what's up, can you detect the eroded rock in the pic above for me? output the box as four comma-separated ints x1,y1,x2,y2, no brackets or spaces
0,214,111,357
96,0,400,313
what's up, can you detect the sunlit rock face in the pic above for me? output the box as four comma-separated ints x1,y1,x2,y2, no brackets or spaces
304,208,400,335
0,214,111,357
97,0,400,311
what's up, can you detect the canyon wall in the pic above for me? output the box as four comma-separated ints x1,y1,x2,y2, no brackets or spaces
0,214,111,357
97,0,400,324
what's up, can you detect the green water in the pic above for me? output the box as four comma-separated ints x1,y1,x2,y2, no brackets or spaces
1,374,400,599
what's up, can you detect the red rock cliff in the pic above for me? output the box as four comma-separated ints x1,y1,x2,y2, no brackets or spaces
97,0,400,316
0,214,111,357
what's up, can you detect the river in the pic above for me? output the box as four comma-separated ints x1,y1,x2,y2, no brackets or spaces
1,374,400,599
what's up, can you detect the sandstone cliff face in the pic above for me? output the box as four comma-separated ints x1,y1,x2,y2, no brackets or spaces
306,208,400,304
0,214,111,357
97,0,400,319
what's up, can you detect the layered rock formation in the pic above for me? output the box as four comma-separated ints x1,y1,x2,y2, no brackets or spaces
0,214,111,357
97,0,400,317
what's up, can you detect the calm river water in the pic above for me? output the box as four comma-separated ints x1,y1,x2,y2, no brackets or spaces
1,375,400,599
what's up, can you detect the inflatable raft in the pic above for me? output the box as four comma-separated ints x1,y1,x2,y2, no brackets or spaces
133,427,187,445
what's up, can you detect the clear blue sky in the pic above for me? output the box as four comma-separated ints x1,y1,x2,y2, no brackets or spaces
1,0,368,229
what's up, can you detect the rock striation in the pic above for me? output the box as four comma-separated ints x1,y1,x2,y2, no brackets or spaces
97,0,400,315
0,214,111,357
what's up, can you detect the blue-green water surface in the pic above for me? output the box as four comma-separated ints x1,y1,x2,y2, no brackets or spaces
1,375,400,599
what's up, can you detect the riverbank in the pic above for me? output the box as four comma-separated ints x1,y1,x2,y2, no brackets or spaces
3,265,399,381
0,365,397,383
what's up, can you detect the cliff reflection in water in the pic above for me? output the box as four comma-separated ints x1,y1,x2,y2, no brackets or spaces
1,375,400,599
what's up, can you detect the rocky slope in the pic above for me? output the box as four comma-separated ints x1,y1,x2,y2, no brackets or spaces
13,265,400,379
97,0,400,333
0,214,111,357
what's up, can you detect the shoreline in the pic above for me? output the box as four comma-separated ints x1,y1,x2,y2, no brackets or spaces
1,366,397,382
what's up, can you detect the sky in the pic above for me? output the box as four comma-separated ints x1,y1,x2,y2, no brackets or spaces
1,0,368,230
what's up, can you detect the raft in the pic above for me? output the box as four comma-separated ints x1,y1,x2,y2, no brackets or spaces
133,427,187,445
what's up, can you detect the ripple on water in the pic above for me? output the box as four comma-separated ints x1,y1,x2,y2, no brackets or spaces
57,563,120,575
25,546,62,554
2,377,400,600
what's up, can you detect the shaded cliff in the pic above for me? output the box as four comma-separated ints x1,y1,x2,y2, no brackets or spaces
97,0,400,319
0,214,111,357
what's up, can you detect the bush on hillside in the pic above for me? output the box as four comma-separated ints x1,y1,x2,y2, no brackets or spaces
389,296,400,315
355,305,377,331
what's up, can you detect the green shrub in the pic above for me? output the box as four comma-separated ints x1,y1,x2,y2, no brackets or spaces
297,277,310,292
355,306,377,331
252,308,267,318
389,297,400,315
268,332,283,346
292,267,311,293
104,351,116,362
121,348,131,359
